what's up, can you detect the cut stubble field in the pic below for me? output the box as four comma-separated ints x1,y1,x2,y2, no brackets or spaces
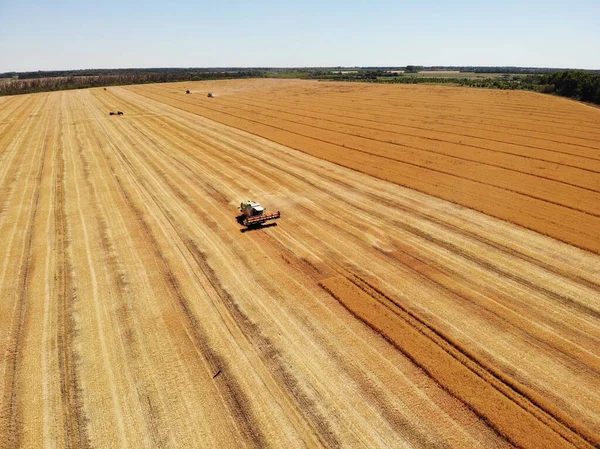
0,79,599,448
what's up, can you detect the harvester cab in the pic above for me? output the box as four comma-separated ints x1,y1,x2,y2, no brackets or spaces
238,200,280,227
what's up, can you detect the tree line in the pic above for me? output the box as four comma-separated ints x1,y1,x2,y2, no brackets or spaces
0,70,263,96
312,70,600,105
536,71,600,104
1,67,598,105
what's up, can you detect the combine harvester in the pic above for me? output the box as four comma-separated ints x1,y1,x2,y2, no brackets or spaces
239,200,280,227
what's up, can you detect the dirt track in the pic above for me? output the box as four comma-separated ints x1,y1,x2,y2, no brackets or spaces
1,81,599,448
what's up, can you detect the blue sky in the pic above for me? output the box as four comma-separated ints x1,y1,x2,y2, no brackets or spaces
1,0,599,72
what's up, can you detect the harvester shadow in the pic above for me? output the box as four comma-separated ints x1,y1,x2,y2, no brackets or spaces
240,223,278,233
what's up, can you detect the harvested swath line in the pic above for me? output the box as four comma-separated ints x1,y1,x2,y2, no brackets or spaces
348,273,600,447
298,88,600,133
54,115,91,448
129,85,600,253
2,98,54,448
71,109,168,447
229,85,600,136
216,94,600,173
185,240,342,449
92,94,432,444
0,102,49,226
0,96,41,152
319,275,594,449
200,94,600,193
88,114,269,449
119,86,600,297
232,87,600,146
0,98,50,384
114,89,600,295
127,87,600,246
76,95,219,445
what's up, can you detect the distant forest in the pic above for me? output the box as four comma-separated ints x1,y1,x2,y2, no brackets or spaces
0,68,263,96
1,67,599,105
308,69,600,105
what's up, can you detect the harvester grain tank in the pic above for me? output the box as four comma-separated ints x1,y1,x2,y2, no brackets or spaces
238,200,280,227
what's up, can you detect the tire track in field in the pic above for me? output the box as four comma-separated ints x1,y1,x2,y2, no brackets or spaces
114,107,449,447
100,112,343,447
142,88,600,210
113,86,600,426
78,95,221,446
320,274,596,449
92,86,600,444
92,90,428,446
124,86,600,253
54,105,91,448
108,87,600,293
212,94,600,193
233,86,600,149
70,95,172,447
217,93,600,173
310,88,600,137
65,104,132,448
83,100,270,449
1,96,53,449
0,95,40,154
